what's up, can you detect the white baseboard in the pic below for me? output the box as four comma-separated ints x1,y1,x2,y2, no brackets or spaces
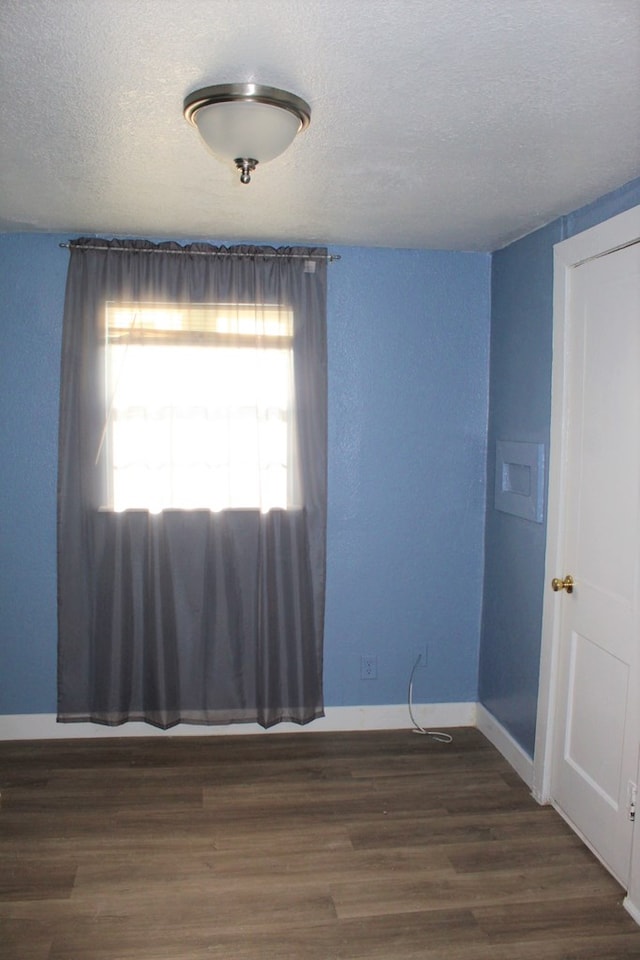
0,702,477,741
624,896,640,926
475,702,534,789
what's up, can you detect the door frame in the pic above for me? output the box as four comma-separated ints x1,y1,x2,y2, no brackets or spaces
533,204,640,907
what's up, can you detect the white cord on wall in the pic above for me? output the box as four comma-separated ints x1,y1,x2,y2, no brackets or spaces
408,654,453,743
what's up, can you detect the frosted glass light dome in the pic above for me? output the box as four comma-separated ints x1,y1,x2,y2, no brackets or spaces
184,83,311,184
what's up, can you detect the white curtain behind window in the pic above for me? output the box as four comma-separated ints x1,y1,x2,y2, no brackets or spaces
57,239,327,729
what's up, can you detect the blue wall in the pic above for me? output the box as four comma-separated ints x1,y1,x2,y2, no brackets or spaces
4,175,640,739
479,177,640,758
0,236,491,715
326,247,490,706
0,236,67,713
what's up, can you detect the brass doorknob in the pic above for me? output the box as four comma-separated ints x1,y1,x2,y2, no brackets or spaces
551,575,574,594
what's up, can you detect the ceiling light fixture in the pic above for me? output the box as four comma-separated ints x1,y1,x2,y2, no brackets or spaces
183,82,311,184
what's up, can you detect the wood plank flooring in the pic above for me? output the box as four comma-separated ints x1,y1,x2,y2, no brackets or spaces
1,727,640,959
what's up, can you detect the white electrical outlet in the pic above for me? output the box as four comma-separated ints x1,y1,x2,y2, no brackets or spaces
360,655,377,679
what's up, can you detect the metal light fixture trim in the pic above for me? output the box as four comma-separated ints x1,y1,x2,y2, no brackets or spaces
184,82,311,183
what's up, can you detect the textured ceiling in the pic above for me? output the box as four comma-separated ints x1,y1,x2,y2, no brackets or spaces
1,0,639,251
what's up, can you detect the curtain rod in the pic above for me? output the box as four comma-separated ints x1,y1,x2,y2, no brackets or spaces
58,242,340,262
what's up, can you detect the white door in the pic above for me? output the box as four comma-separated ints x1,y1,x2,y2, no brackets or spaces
548,238,640,885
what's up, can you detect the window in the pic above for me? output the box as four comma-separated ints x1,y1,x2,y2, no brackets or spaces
103,301,299,513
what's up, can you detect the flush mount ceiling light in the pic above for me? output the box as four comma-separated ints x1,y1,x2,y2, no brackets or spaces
183,82,311,184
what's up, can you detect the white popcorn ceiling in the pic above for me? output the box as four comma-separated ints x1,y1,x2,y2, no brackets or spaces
0,0,638,251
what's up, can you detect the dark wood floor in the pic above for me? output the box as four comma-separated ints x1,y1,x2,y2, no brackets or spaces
1,728,640,959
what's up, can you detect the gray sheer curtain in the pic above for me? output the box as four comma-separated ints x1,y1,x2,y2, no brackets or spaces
57,238,327,728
